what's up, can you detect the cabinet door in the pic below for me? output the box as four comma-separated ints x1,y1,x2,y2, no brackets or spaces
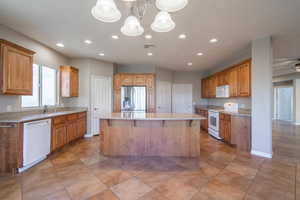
238,61,251,97
121,74,133,86
209,76,217,98
66,121,78,142
77,117,87,137
2,45,33,95
70,68,79,97
146,74,155,89
134,75,146,85
228,67,239,97
220,114,231,143
52,124,67,151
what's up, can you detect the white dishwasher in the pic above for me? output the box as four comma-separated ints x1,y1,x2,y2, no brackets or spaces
19,119,51,172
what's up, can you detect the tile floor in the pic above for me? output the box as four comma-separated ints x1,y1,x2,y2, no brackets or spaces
0,120,299,200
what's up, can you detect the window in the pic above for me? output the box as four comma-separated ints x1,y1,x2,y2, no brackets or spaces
21,64,57,107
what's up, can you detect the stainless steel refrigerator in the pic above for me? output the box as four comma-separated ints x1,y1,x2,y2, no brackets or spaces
121,86,146,112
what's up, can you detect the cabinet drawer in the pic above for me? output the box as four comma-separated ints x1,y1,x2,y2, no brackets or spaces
78,112,87,119
53,116,66,125
67,114,78,121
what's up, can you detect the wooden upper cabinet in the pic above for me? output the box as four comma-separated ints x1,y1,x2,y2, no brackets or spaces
228,67,239,97
113,73,156,112
201,59,251,98
121,74,133,86
0,39,35,95
134,74,146,85
60,66,79,97
209,75,217,98
238,60,251,97
217,71,228,86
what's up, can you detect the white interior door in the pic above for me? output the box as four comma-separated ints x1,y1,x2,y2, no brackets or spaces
91,75,112,135
172,84,193,113
156,80,172,113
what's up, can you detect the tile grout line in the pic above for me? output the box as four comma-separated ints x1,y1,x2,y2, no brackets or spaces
241,157,266,200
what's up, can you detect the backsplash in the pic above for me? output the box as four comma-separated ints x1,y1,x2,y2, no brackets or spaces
207,98,251,109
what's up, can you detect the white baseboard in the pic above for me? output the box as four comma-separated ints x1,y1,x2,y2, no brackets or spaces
294,122,300,126
251,150,273,158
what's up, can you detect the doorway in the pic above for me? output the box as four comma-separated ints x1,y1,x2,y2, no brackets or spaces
172,84,193,113
273,86,293,122
91,75,112,136
156,80,172,113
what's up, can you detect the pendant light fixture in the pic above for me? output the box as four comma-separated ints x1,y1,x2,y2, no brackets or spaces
121,16,144,37
151,11,175,32
156,0,188,12
91,0,188,36
91,0,121,23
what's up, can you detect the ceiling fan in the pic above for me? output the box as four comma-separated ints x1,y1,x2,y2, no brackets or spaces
273,58,300,73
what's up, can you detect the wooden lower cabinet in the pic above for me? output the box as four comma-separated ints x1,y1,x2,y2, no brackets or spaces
196,108,208,132
52,124,67,151
51,112,87,151
219,113,251,152
220,113,231,143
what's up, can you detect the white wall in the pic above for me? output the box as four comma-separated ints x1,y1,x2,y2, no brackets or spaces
173,71,206,107
62,58,114,136
117,64,156,73
0,25,70,113
251,36,273,158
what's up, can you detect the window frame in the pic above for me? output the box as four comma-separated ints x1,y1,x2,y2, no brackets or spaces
21,64,59,108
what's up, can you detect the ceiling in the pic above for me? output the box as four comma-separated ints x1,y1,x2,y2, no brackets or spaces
0,0,300,71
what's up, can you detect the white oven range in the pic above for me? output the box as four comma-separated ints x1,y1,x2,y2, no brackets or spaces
208,109,221,140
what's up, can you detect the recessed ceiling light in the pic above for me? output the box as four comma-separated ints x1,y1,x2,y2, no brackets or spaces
84,40,92,44
178,34,186,39
187,62,193,66
56,43,64,47
112,35,119,39
197,52,203,56
147,52,153,56
145,34,152,39
209,38,218,43
99,53,105,56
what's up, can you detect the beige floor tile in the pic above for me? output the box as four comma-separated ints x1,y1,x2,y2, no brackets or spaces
95,169,133,187
111,177,152,200
0,176,22,200
155,176,198,200
80,153,108,166
44,189,71,200
136,171,173,189
65,176,107,200
87,190,119,200
225,162,258,179
196,179,246,200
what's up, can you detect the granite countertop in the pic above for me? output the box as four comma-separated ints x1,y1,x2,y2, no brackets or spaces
100,112,206,120
0,107,88,123
196,106,251,117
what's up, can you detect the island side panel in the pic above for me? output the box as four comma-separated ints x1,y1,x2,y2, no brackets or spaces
100,119,201,157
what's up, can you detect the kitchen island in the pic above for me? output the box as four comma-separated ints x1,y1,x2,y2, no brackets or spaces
99,112,206,157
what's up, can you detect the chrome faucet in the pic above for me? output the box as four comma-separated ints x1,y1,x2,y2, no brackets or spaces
43,105,48,114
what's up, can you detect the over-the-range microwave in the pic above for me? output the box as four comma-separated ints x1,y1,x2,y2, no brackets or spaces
216,85,230,98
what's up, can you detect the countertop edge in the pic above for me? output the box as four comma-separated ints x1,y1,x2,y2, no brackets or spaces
0,109,88,123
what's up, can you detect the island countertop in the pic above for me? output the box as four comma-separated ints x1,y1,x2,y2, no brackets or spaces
99,112,206,120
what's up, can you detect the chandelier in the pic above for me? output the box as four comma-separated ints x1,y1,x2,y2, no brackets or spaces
91,0,188,37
